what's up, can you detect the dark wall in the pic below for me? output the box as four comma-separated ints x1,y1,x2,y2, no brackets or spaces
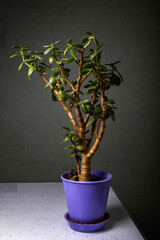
0,0,160,239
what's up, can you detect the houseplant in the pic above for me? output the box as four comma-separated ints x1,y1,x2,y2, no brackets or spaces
10,32,123,232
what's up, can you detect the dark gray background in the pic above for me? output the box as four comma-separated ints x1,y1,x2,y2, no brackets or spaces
0,0,160,239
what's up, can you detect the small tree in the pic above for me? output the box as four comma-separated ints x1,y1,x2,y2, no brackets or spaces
10,32,123,181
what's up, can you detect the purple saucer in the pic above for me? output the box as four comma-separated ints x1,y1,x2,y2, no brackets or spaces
64,212,110,232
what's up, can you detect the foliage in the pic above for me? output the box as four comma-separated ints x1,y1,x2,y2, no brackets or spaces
10,32,123,181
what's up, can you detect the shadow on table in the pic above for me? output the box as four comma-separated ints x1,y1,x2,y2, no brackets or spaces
100,204,129,232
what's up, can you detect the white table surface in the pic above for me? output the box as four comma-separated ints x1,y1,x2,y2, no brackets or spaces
0,183,144,240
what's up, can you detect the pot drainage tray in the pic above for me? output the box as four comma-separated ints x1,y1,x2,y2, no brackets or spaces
64,212,110,232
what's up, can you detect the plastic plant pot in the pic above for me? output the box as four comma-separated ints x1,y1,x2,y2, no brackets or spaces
61,170,112,232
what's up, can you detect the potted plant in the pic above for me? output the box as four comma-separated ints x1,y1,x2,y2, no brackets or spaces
10,31,123,232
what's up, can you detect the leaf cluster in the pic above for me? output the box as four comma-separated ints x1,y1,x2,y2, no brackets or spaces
61,123,82,159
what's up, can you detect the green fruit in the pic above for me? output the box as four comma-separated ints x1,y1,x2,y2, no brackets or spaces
59,90,67,102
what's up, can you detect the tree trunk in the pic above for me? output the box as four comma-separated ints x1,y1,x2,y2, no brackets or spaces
79,154,91,181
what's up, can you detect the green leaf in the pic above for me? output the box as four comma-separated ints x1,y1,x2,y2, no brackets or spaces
86,119,95,127
56,60,62,65
53,69,61,76
61,126,69,131
72,43,83,48
85,31,93,36
18,62,23,71
66,152,74,157
10,53,21,58
21,47,29,51
52,40,60,46
85,102,94,111
70,50,76,60
49,77,57,86
51,91,57,101
36,55,44,62
82,68,91,74
82,62,93,70
44,83,49,91
59,90,67,101
55,49,64,54
110,111,116,121
89,50,97,60
11,45,21,49
64,145,75,150
64,46,72,56
93,37,99,47
86,85,97,93
60,77,67,85
28,66,35,80
68,122,72,129
49,55,54,64
44,47,52,55
43,44,51,48
77,99,90,105
81,104,88,114
81,36,89,43
70,153,77,158
76,145,83,151
70,174,78,180
67,38,72,44
83,84,91,88
65,57,75,64
58,85,64,91
95,105,102,114
61,136,70,143
71,135,79,143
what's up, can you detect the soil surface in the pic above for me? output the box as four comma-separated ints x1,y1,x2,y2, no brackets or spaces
67,174,105,181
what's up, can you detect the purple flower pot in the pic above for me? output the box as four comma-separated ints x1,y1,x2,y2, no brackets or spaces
61,170,112,231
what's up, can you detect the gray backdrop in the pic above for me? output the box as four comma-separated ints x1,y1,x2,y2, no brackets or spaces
0,0,160,239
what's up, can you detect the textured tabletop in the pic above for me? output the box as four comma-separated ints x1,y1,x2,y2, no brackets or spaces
0,183,143,240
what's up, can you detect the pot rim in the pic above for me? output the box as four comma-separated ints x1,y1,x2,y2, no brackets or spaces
61,170,112,185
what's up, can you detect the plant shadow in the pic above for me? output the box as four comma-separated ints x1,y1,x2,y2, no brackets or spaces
100,204,129,232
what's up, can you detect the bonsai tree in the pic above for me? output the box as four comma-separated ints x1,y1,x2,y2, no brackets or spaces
10,32,123,182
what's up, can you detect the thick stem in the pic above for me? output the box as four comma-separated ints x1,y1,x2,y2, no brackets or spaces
74,103,84,128
87,117,106,159
79,154,91,181
54,89,79,133
95,119,101,138
75,154,81,179
87,119,97,149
